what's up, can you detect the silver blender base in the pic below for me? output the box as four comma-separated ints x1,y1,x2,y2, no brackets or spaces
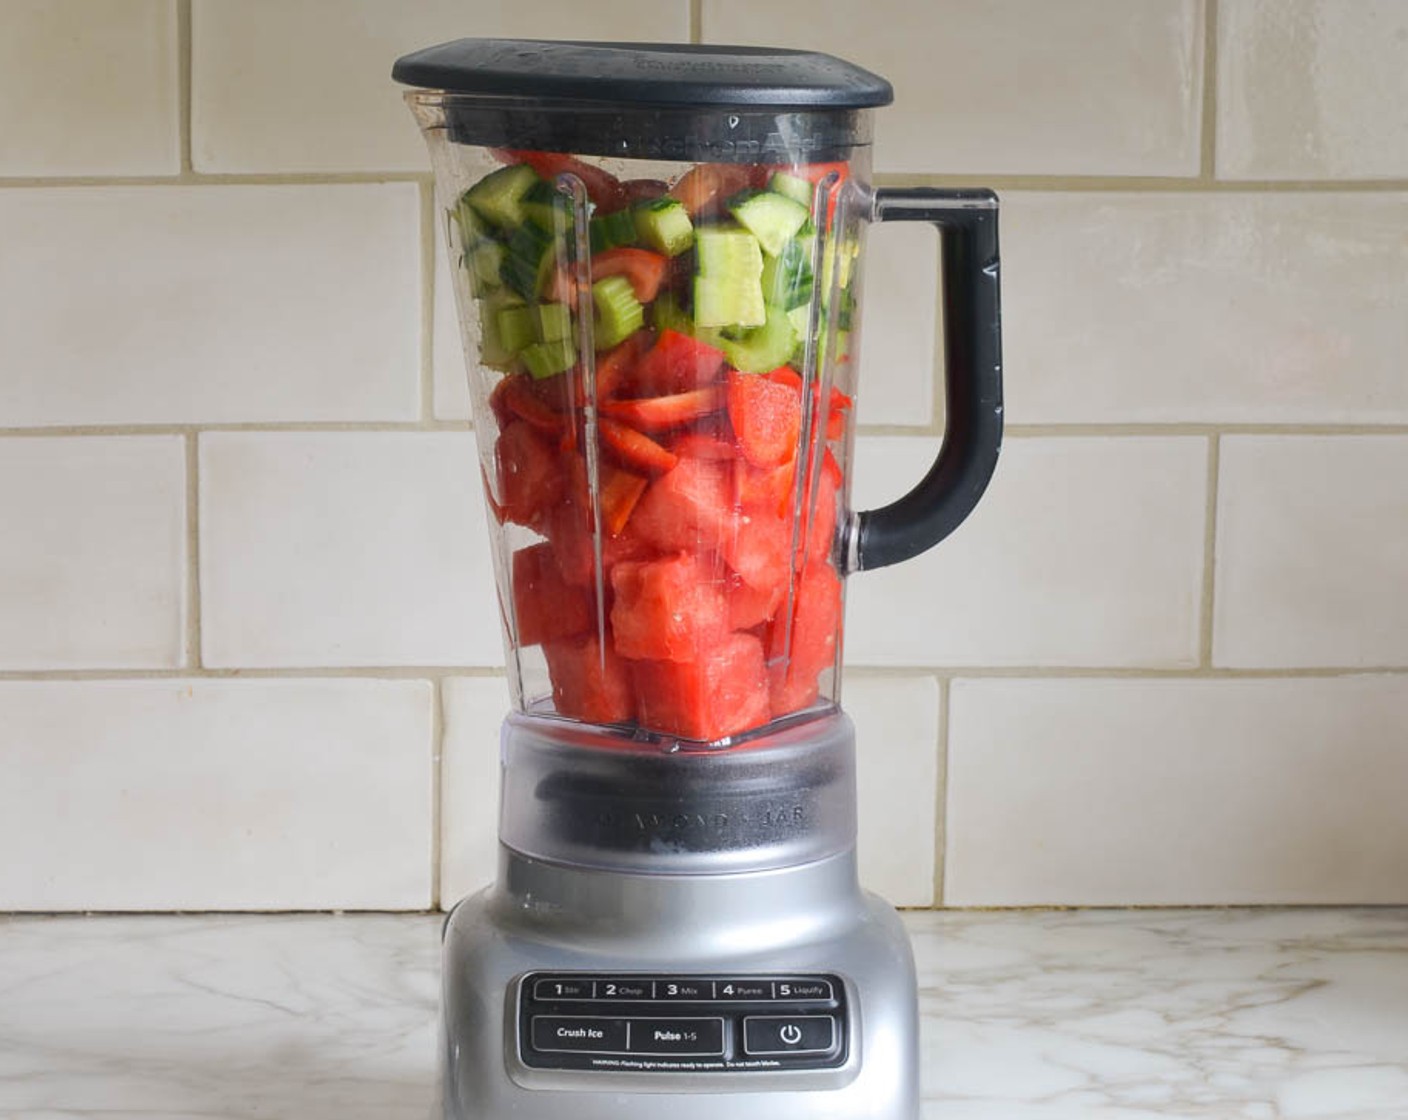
439,711,920,1119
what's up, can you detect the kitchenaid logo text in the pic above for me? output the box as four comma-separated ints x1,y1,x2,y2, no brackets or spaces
632,58,787,75
631,134,826,162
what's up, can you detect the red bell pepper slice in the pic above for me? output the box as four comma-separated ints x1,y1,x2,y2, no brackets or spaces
598,417,679,475
602,385,727,432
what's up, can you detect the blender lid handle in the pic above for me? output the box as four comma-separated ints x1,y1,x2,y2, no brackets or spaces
847,188,1004,572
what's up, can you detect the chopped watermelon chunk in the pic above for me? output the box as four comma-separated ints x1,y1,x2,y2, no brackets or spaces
631,632,771,741
632,329,728,395
631,457,735,553
495,420,563,529
768,562,843,717
726,572,783,632
544,633,635,724
672,433,737,460
723,508,791,593
511,543,592,647
727,369,802,468
610,553,730,663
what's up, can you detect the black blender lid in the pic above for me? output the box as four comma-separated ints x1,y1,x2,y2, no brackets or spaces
391,39,893,110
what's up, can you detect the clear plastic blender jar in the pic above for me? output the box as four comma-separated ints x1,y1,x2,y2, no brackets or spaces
396,39,1002,748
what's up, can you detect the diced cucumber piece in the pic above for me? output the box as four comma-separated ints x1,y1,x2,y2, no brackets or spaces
592,275,644,350
520,179,572,233
727,189,811,257
521,339,577,380
715,304,797,373
633,196,694,257
820,236,860,299
495,304,536,355
500,222,559,300
533,302,573,344
835,287,857,331
464,163,540,232
451,195,489,247
761,239,814,311
768,172,816,209
695,225,763,278
694,276,766,330
466,240,506,296
693,226,765,328
589,209,638,254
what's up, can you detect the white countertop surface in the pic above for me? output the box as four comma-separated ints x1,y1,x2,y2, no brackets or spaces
2,909,1405,1119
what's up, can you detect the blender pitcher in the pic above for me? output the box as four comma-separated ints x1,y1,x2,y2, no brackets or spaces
397,40,1002,747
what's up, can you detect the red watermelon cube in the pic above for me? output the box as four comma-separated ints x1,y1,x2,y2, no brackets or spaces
768,562,843,718
511,543,593,647
495,419,563,529
631,457,735,553
631,632,771,741
610,553,730,662
543,633,634,724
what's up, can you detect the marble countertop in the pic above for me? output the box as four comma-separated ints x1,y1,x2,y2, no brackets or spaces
1,908,1405,1119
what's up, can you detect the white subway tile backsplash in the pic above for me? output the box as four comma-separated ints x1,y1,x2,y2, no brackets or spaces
1001,192,1408,424
0,0,178,176
1218,0,1408,180
844,436,1207,668
200,432,503,669
433,239,473,421
847,676,942,907
946,676,1408,905
853,225,937,429
439,677,510,905
0,679,434,910
0,185,421,426
191,0,690,174
1214,436,1408,669
0,437,184,669
702,0,1204,175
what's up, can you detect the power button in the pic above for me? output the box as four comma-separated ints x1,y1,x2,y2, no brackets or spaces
742,1015,837,1056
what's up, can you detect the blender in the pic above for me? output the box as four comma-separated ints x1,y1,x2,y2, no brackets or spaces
393,39,1002,1120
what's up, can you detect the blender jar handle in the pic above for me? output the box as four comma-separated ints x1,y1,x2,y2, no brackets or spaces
847,188,1003,572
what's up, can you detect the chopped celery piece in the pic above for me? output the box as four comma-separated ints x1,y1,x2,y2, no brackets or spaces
533,302,573,344
590,209,638,254
521,338,577,380
495,304,535,355
592,275,644,350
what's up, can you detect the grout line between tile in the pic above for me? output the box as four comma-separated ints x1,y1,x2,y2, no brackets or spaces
184,433,202,669
1200,0,1220,181
2,666,1404,684
418,178,437,425
176,0,193,173
932,675,950,907
430,678,444,911
0,422,472,438
0,172,429,189
690,0,702,43
1200,435,1222,668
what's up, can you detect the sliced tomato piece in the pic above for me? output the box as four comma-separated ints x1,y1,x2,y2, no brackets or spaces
668,163,765,219
602,385,727,432
490,373,566,433
599,465,649,537
727,369,802,468
592,332,648,401
598,417,679,475
672,433,737,460
620,178,669,205
591,248,668,303
492,149,626,212
632,329,729,395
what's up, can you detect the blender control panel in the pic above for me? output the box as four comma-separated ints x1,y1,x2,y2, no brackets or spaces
516,972,848,1072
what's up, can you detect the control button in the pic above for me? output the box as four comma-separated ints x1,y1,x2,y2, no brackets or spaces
531,1016,628,1054
774,979,833,1002
627,1018,725,1056
717,979,773,1000
597,979,651,1000
657,978,713,1001
532,978,593,1001
743,1015,837,1056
